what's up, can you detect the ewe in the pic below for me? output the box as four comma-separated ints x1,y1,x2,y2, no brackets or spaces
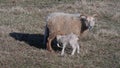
44,12,97,52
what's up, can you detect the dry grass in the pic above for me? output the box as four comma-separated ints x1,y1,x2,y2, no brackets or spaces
0,0,120,68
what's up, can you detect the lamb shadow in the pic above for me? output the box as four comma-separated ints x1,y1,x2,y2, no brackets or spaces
9,32,61,51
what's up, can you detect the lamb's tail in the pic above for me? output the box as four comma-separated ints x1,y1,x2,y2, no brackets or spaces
43,25,49,46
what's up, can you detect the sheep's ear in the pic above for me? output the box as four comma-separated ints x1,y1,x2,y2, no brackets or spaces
80,15,87,19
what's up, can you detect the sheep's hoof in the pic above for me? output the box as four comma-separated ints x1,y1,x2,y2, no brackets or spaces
71,54,74,56
48,49,55,53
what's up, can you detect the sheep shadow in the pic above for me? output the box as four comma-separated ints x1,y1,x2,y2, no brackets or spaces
9,32,61,51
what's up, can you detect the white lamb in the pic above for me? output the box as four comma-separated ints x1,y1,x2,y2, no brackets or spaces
56,33,80,56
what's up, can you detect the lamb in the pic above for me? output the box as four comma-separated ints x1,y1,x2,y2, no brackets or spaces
56,33,79,56
43,12,97,52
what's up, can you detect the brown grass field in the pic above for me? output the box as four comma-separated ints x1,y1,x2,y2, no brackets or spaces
0,0,120,68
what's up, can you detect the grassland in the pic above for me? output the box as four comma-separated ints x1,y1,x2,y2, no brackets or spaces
0,0,120,68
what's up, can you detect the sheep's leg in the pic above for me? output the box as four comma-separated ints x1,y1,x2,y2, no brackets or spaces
43,25,48,45
71,45,77,56
47,33,56,52
61,43,66,56
47,38,53,52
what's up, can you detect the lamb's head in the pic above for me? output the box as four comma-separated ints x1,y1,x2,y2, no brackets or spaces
80,14,97,30
56,35,62,41
56,35,65,42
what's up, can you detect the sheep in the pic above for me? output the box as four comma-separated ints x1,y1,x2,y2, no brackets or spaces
56,33,79,56
43,12,97,52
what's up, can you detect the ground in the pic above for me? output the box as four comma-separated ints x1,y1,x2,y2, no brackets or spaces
0,0,120,68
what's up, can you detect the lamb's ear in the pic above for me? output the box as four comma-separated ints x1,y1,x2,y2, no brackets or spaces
56,35,61,40
93,14,98,17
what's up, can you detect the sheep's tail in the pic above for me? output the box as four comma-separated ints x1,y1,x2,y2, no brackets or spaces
43,25,48,46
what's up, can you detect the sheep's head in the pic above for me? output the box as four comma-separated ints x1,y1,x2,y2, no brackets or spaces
80,14,97,30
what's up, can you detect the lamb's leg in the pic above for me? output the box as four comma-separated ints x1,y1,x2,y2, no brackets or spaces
76,43,80,54
61,43,66,56
71,45,77,56
57,43,61,48
57,42,62,48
